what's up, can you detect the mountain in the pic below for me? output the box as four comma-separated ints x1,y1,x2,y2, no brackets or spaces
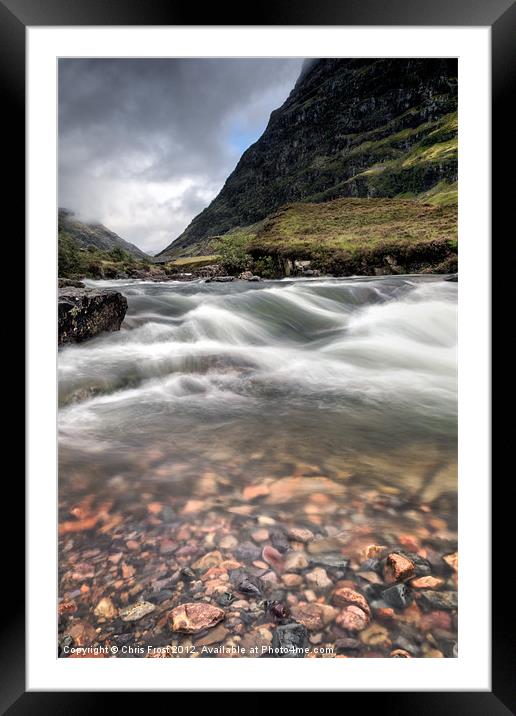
58,209,150,259
158,58,457,259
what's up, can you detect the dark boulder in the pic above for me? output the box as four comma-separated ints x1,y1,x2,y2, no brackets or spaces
58,287,127,345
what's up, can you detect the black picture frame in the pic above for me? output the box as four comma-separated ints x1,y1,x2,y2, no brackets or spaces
7,0,512,710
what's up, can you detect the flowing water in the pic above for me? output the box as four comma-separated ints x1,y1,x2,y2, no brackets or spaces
58,275,458,657
59,275,457,502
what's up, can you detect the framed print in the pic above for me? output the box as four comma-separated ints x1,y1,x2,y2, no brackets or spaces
7,0,512,709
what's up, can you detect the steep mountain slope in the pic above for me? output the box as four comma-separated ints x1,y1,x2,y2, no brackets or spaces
158,58,457,258
59,209,149,259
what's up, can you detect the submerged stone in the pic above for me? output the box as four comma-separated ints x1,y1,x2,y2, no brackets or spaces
169,602,225,633
382,583,414,610
271,623,309,657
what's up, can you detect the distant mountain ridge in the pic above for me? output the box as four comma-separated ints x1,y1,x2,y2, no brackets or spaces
158,58,457,258
58,209,149,259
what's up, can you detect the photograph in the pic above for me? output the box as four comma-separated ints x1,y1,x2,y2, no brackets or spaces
56,57,459,660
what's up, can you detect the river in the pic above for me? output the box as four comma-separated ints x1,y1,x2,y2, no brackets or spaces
58,275,458,658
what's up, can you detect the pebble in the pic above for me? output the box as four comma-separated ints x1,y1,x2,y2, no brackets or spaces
442,552,458,572
169,602,225,633
309,554,350,571
271,623,309,657
282,573,303,587
58,601,77,616
396,550,432,577
305,567,332,589
288,527,314,543
71,563,95,581
420,610,452,631
219,535,238,550
252,560,267,570
268,601,290,621
291,602,337,630
418,591,457,611
93,597,118,620
260,571,279,587
217,592,236,607
384,553,415,583
252,529,269,543
202,567,228,582
159,539,176,555
194,623,228,646
242,484,270,501
66,619,97,646
241,626,273,652
358,570,383,585
359,623,391,648
409,576,445,589
181,500,205,514
361,544,388,561
332,587,371,616
235,542,262,563
336,605,369,632
180,567,196,581
119,601,155,622
146,502,162,515
381,583,413,610
262,545,284,572
335,637,361,653
284,551,309,572
192,551,223,572
236,577,261,597
270,530,290,553
154,589,173,604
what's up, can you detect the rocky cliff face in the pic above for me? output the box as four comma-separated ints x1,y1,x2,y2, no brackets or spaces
59,209,149,259
158,58,457,257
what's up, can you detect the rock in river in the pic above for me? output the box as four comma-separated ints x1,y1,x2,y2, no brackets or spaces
381,583,414,610
271,623,309,657
58,287,127,345
417,590,458,611
119,601,155,622
169,602,225,633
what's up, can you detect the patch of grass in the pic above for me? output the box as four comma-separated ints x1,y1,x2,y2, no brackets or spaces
165,255,220,269
241,196,457,259
417,180,458,207
401,138,457,169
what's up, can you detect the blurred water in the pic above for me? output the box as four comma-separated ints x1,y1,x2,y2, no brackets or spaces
58,275,457,514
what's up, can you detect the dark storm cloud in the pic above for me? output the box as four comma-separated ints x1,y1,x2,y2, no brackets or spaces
58,58,303,253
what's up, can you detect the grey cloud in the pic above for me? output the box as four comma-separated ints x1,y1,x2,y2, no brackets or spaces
59,58,303,254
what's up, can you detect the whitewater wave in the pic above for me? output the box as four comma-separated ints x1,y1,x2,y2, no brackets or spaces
58,276,457,458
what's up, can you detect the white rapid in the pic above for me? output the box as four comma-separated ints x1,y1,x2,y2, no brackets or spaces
58,275,457,502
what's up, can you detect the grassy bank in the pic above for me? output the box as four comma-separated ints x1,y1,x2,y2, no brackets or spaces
206,194,457,277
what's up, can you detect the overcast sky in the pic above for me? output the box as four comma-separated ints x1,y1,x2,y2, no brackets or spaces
58,59,303,255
